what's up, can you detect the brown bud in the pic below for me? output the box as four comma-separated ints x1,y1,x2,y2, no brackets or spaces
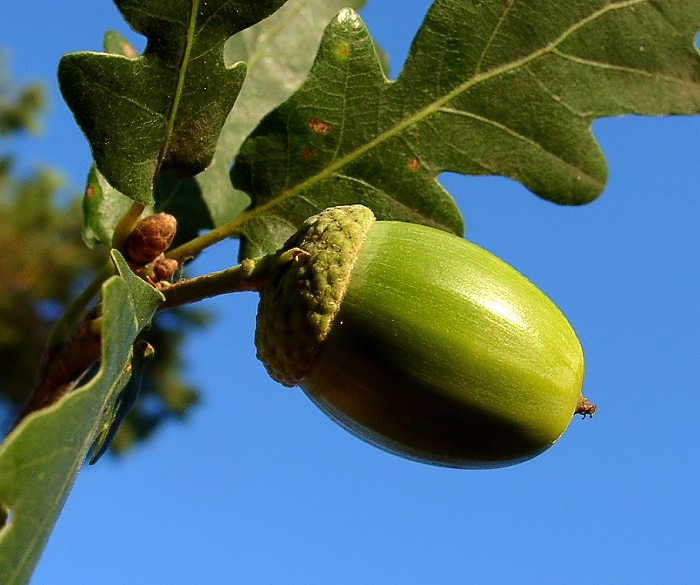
134,340,155,360
125,213,177,265
153,257,179,281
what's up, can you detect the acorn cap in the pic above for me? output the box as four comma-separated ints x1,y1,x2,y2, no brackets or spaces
255,205,376,386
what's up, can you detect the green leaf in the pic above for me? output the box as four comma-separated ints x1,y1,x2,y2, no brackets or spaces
186,0,370,235
80,34,142,249
78,250,162,460
110,250,164,328
58,0,286,204
102,30,138,58
0,251,162,584
80,1,363,248
82,165,133,248
90,250,164,465
197,0,364,226
81,165,209,250
232,2,700,258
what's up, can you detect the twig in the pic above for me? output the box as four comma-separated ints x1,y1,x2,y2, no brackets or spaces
46,262,114,350
166,209,249,263
159,247,306,309
13,317,101,428
11,248,305,427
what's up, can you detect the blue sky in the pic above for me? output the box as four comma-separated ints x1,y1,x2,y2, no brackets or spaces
3,2,700,583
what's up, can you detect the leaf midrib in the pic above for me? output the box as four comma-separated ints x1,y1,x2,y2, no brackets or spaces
236,0,651,226
157,0,200,175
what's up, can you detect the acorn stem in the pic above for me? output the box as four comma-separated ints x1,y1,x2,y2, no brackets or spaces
159,247,307,309
166,210,250,264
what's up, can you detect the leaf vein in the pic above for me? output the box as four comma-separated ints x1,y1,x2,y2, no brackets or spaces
195,0,234,38
473,0,515,75
237,0,649,226
551,47,692,85
437,106,601,185
526,68,590,118
158,0,200,176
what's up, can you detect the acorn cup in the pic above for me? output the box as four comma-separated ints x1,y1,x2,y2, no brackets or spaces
255,205,592,468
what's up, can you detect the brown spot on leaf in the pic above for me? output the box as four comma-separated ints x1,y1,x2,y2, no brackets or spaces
120,42,137,58
85,185,94,198
301,147,315,160
308,116,332,135
335,42,350,60
406,157,421,172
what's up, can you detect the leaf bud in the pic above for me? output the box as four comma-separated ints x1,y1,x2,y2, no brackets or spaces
153,257,179,281
125,213,177,265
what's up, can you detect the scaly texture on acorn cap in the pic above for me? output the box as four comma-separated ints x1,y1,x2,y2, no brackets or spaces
255,205,376,387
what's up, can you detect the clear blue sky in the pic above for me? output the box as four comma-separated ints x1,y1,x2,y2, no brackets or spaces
3,2,700,584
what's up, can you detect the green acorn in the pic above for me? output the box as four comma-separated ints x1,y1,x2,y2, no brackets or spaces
256,205,593,468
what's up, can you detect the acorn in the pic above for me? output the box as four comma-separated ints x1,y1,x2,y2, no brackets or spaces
255,205,590,468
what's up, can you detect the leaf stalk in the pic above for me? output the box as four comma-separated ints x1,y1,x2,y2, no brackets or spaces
111,201,145,250
166,212,247,263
